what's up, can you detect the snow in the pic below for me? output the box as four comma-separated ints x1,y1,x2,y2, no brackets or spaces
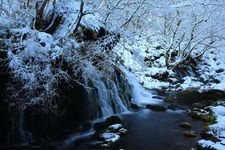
108,124,122,131
198,105,225,150
100,132,120,143
0,17,11,28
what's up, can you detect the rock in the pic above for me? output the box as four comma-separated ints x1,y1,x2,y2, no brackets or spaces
130,102,141,110
167,104,179,111
151,72,169,82
144,57,151,62
94,122,106,131
94,123,127,149
164,96,174,103
215,68,224,73
176,88,201,105
201,89,225,102
99,132,120,143
98,132,120,148
94,115,122,131
108,124,122,132
192,103,205,109
179,122,191,129
105,115,123,126
146,104,166,111
174,89,225,106
196,142,216,150
182,131,197,137
189,111,216,123
152,95,164,99
118,128,128,136
200,125,220,143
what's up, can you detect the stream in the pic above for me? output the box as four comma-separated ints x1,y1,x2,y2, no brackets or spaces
62,108,203,150
60,72,204,150
114,109,203,150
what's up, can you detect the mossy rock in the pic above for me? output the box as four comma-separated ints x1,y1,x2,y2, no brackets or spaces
189,111,216,124
182,130,197,138
176,88,201,105
146,104,166,111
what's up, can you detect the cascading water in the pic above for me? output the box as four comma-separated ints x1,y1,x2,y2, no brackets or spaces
124,69,163,105
86,76,130,119
175,66,198,81
7,107,32,145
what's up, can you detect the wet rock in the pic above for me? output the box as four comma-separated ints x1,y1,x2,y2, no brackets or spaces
192,103,205,109
182,130,197,138
176,88,201,105
201,89,225,102
167,104,180,111
146,104,166,111
179,122,192,129
164,96,174,103
131,102,141,110
108,124,122,132
94,115,122,131
94,123,127,149
105,115,123,126
173,89,225,106
152,95,164,99
99,132,120,148
117,128,128,136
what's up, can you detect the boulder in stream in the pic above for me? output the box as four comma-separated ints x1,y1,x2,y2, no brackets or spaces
146,104,166,111
179,122,192,129
182,130,197,138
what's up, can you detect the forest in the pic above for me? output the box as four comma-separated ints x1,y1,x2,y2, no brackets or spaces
0,0,225,149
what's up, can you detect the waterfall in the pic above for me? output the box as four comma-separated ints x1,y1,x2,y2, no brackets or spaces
175,66,198,81
124,69,163,105
86,77,129,119
7,107,32,145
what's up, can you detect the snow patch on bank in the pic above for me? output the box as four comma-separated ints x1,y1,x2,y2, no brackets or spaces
198,105,225,150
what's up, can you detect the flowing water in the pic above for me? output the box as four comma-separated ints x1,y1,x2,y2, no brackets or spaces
61,71,203,150
114,110,203,150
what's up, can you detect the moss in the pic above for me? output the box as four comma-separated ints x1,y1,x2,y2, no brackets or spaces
189,111,216,124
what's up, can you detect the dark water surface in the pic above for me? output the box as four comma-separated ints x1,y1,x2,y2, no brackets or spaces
114,109,203,150
67,109,203,150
